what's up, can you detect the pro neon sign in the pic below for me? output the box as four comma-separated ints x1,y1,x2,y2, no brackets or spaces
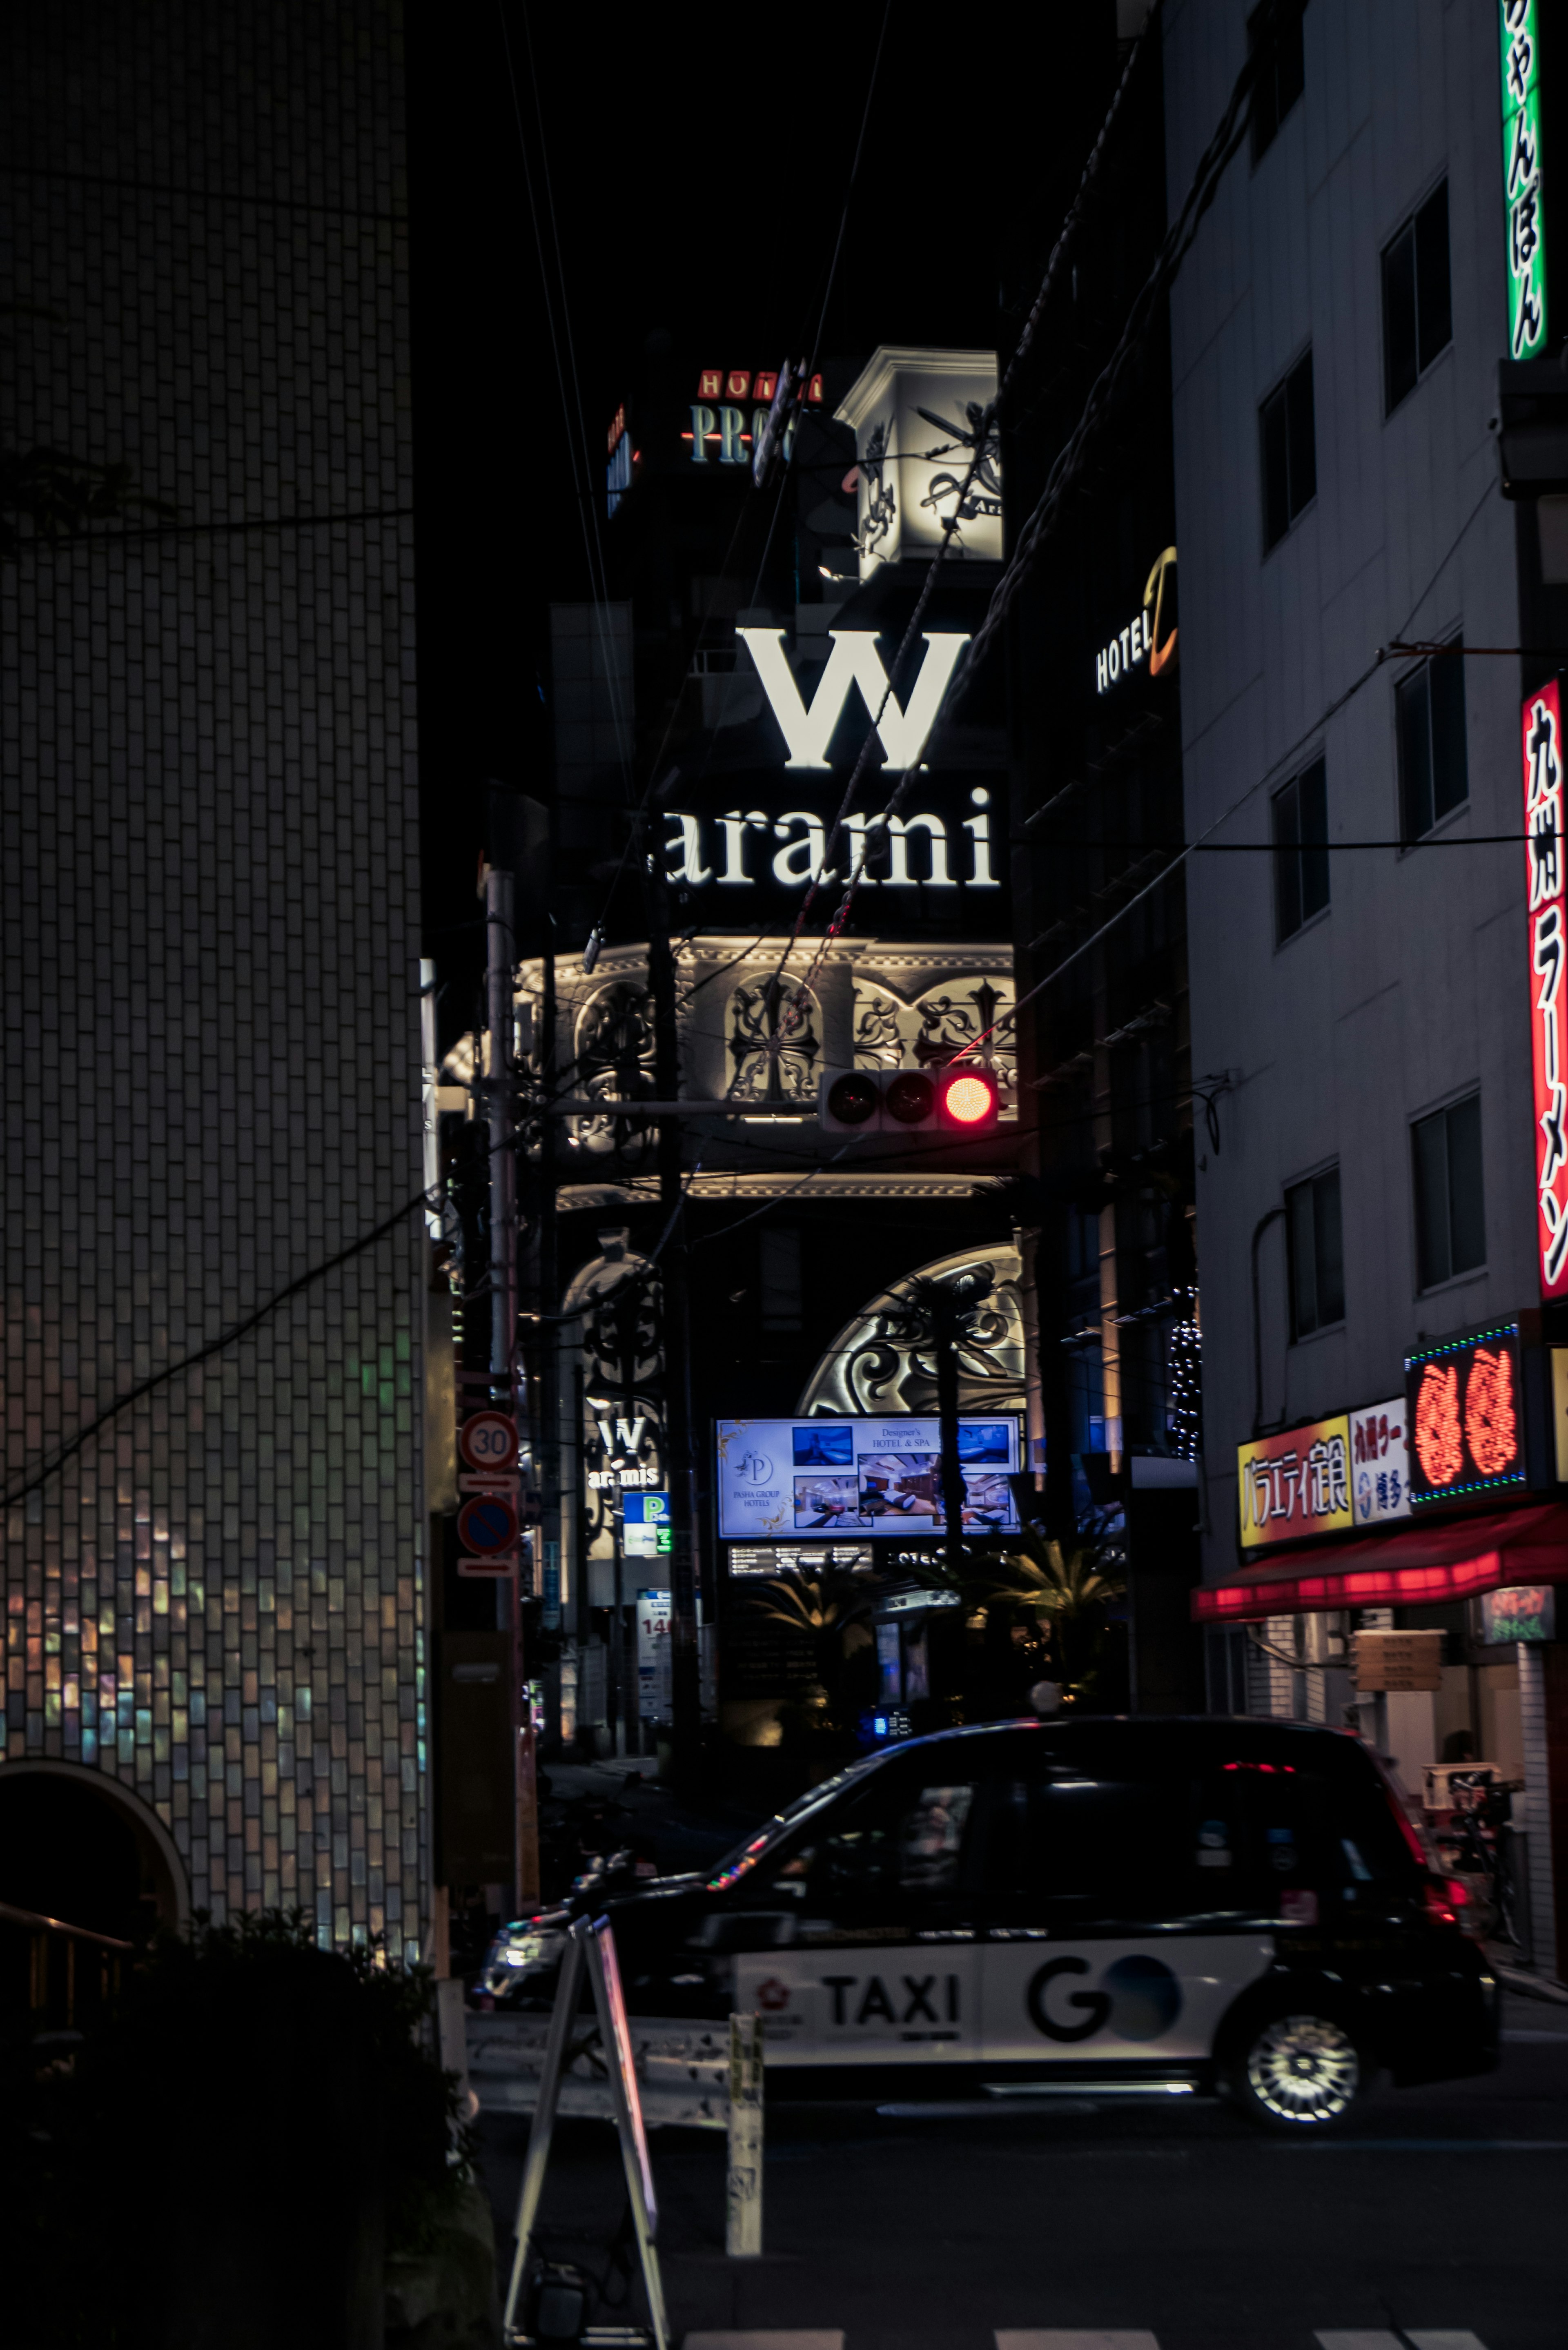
1524,680,1568,1293
686,365,823,467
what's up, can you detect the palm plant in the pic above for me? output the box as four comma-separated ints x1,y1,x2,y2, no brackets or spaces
976,1529,1126,1704
750,1572,874,1713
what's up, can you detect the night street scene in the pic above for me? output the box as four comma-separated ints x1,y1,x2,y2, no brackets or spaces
12,2,1568,2346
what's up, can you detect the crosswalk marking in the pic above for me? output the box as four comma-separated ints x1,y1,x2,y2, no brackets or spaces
996,2335,1159,2349
684,2337,844,2350
1314,2337,1487,2350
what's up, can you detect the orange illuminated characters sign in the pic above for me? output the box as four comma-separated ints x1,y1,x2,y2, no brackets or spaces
1524,680,1568,1294
1236,1414,1353,1549
1405,1321,1527,1510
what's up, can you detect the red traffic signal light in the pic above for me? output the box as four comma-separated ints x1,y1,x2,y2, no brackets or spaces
940,1067,999,1127
818,1064,1000,1135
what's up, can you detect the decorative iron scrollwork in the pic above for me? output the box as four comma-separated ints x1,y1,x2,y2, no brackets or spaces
727,978,820,1102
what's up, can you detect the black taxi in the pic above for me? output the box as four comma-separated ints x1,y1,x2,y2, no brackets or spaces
480,1716,1497,2129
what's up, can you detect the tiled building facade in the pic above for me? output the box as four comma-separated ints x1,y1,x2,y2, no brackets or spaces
1,2,428,1954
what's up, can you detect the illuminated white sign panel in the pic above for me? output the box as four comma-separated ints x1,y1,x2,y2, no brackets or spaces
662,629,999,896
836,346,1002,580
715,1414,1022,1541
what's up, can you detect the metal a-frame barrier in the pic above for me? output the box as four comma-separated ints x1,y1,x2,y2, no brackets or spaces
501,1913,669,2350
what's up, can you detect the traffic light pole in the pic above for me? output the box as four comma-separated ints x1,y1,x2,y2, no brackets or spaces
644,855,702,1778
931,1283,966,1586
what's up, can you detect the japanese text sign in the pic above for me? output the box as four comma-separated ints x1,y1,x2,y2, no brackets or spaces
1349,1397,1412,1526
1405,1321,1528,1510
1480,1584,1557,1642
1236,1415,1353,1550
1525,681,1568,1294
1353,1630,1444,1693
1502,2,1548,360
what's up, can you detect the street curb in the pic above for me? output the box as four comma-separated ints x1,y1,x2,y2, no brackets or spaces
1491,1955,1568,2005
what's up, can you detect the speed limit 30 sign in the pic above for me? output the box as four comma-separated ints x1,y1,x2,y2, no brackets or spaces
460,1412,517,1472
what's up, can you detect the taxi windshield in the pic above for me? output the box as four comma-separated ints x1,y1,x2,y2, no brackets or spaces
706,1752,889,1890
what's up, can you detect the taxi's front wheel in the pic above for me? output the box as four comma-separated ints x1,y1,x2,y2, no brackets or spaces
1225,2010,1361,2132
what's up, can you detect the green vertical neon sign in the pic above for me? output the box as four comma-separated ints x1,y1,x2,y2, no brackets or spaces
1503,0,1549,358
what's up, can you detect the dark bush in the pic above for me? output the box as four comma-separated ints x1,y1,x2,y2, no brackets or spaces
6,1909,460,2350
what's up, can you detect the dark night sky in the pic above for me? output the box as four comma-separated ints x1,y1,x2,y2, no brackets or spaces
407,2,1116,973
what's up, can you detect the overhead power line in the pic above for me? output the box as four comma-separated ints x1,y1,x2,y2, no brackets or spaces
746,1,1166,1049
1,1188,437,1513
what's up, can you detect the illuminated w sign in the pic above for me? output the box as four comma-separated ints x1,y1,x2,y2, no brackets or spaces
736,627,969,769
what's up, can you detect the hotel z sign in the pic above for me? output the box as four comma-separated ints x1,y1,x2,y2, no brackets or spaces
1524,680,1568,1294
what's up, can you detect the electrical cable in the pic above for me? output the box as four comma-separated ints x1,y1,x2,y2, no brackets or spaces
576,2,893,971
743,4,1163,1018
955,468,1504,1066
495,1,635,799
750,0,1309,1079
0,1185,441,1512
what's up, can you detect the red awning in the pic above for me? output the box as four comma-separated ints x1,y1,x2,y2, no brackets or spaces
1191,1502,1568,1623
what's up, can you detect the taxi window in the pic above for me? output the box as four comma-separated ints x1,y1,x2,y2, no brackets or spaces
985,1730,1417,1927
755,1772,980,1914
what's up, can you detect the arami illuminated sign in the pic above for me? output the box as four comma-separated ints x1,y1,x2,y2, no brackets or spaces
1502,2,1548,360
1095,546,1178,695
662,628,1000,896
1524,680,1568,1294
1405,1321,1528,1510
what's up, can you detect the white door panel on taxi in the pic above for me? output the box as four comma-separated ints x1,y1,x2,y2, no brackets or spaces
978,1934,1275,2065
724,1763,986,2063
736,1946,980,2063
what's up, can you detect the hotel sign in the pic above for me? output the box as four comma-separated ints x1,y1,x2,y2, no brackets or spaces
661,628,1004,925
1236,1414,1353,1550
1524,681,1568,1293
1095,547,1178,695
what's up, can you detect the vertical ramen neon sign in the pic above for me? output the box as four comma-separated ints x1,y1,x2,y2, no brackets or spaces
1524,679,1568,1294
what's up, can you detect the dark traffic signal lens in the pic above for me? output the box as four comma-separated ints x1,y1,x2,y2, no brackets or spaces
884,1071,936,1125
825,1071,879,1125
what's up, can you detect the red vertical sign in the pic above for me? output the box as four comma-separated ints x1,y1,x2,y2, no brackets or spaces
1525,678,1568,1294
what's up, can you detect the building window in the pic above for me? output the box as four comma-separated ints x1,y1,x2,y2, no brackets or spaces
1273,756,1329,940
1287,1165,1345,1339
1413,1093,1485,1290
1249,0,1306,163
1261,349,1316,550
1382,181,1452,415
759,1225,804,1332
1396,642,1468,839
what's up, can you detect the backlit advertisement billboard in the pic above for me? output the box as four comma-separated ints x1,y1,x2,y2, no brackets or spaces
714,1415,1022,1542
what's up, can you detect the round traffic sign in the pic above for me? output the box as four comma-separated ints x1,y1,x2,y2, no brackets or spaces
460,1411,518,1472
457,1493,519,1554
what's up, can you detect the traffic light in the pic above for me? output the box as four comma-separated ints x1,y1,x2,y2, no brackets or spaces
817,1064,1000,1135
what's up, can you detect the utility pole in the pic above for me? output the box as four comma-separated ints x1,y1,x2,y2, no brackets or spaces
644,849,702,1778
931,1283,967,1586
486,864,540,1907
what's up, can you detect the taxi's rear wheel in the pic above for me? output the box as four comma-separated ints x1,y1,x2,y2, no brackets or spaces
1227,2010,1361,2132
